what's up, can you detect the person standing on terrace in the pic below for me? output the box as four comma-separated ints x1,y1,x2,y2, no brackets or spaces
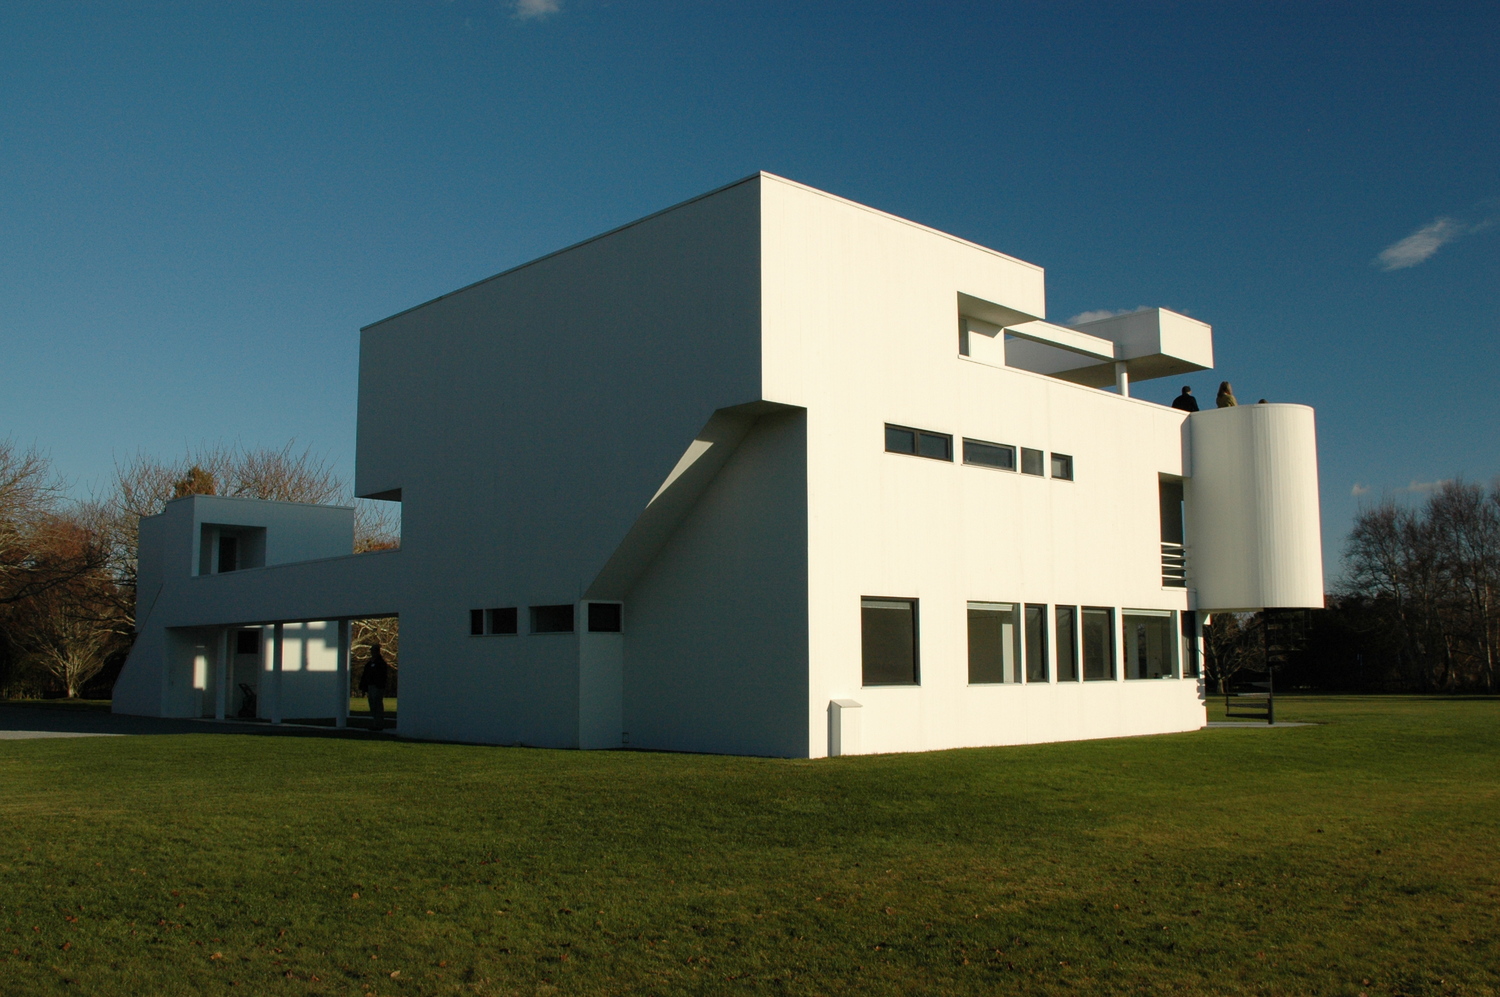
1171,386,1200,412
1216,381,1238,408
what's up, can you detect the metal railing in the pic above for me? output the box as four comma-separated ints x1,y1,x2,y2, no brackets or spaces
1161,542,1187,587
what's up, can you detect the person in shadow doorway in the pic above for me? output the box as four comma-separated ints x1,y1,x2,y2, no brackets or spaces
360,639,391,731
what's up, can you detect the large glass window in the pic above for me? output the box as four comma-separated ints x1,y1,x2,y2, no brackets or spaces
1182,610,1201,678
1082,607,1115,681
963,438,1016,471
1055,606,1079,681
967,602,1020,684
862,598,919,685
1124,611,1177,679
885,425,952,462
1025,604,1049,682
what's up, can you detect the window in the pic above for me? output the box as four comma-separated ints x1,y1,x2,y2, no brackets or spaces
1050,453,1074,480
487,607,518,635
1025,604,1049,682
530,604,575,634
1159,476,1186,587
471,608,518,635
1021,447,1045,476
885,424,952,462
963,438,1017,471
1055,606,1079,682
235,629,260,655
1182,610,1201,678
862,598,919,685
218,535,239,573
967,602,1020,684
1124,611,1177,679
1082,607,1115,681
587,603,623,633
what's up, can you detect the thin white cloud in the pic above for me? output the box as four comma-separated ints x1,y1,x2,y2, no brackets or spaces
1068,306,1149,326
513,0,560,19
1376,202,1498,271
1351,483,1370,497
1397,479,1451,494
1376,218,1464,270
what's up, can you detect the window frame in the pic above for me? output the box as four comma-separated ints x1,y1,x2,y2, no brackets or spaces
1024,604,1050,683
1055,606,1080,682
861,596,921,687
529,604,576,635
1049,453,1074,480
1020,447,1046,476
1122,609,1178,680
885,424,953,463
962,437,1018,472
1081,606,1116,681
967,601,1022,685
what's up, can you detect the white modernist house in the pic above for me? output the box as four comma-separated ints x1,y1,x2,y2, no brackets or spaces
113,173,1325,757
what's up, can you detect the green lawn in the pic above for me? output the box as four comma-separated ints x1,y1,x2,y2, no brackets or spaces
1,697,1497,996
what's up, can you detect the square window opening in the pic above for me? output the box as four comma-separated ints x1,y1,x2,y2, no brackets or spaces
1021,448,1046,476
487,607,518,635
1050,453,1073,480
587,602,623,633
235,629,261,656
1124,610,1177,679
862,598,919,685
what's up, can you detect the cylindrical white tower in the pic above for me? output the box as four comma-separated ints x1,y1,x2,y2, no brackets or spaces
1184,404,1324,612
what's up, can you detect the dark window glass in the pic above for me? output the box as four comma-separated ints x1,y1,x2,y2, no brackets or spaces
917,432,952,461
1050,453,1073,480
218,535,238,573
1055,606,1079,681
1124,612,1176,679
963,439,1016,470
884,426,916,454
1159,477,1185,543
1025,604,1049,682
235,629,260,655
487,607,518,635
469,609,484,636
1182,611,1200,678
1082,607,1115,681
967,602,1020,683
1021,448,1045,476
862,598,918,685
587,603,622,633
530,604,575,634
885,424,952,462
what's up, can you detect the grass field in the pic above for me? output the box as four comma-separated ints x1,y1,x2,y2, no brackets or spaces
1,696,1497,996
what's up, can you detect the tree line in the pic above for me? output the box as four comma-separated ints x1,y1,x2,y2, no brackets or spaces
1205,478,1500,694
0,440,398,700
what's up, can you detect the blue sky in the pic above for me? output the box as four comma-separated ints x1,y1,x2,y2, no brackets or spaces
2,1,1496,582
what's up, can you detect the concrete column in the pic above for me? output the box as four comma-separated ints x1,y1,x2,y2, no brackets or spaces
214,628,229,720
270,623,284,725
335,619,350,729
1114,361,1130,397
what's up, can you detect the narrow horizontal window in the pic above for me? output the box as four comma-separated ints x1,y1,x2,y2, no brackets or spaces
530,604,575,634
1021,447,1046,476
963,438,1016,471
885,424,952,462
470,609,484,636
1050,453,1073,480
587,602,622,633
487,607,518,635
